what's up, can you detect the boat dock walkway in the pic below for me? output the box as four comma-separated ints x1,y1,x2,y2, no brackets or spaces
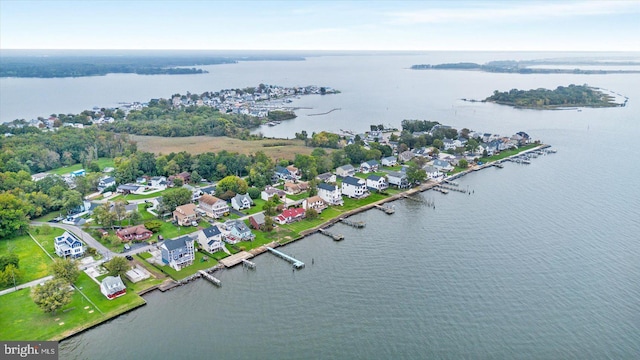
242,259,256,269
219,251,254,268
375,204,395,214
436,184,468,193
198,270,221,287
318,228,344,241
266,247,305,269
340,219,366,228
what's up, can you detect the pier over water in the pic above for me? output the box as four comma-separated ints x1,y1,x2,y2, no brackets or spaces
266,247,305,269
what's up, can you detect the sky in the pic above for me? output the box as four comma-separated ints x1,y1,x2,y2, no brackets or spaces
1,0,639,51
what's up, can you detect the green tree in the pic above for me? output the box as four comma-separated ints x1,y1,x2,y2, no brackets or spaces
0,253,20,271
93,203,117,229
305,208,318,220
262,216,274,232
50,258,80,284
190,171,202,184
0,193,31,238
262,201,277,216
0,264,22,288
406,163,427,185
172,177,184,187
126,210,142,226
61,190,83,214
216,175,248,194
144,220,163,233
247,187,261,199
31,278,73,314
433,139,444,150
104,256,130,278
458,159,469,169
161,187,192,212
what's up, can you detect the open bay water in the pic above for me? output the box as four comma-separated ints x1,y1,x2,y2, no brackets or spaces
2,52,639,358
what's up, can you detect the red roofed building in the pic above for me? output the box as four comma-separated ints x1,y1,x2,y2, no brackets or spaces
116,224,153,242
275,207,306,225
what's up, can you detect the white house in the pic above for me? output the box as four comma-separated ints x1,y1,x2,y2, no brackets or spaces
431,159,454,172
360,160,380,174
423,165,442,179
149,176,167,189
231,193,253,211
341,176,369,199
381,156,397,166
335,164,356,177
100,275,126,300
261,186,287,202
317,183,343,206
198,194,229,219
366,175,388,191
387,171,409,188
98,176,116,191
54,231,85,258
117,184,145,194
197,226,224,253
316,172,336,183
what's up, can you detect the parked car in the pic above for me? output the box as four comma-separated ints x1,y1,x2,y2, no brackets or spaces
124,244,131,251
125,255,134,261
191,221,198,226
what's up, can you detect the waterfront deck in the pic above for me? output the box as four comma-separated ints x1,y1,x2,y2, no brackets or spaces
219,251,255,268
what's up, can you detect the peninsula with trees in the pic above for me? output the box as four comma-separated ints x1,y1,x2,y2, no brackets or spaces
410,59,640,75
482,84,626,109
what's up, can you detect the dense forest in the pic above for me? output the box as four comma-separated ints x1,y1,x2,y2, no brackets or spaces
484,84,621,108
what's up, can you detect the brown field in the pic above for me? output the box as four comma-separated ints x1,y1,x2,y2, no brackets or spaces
130,135,316,161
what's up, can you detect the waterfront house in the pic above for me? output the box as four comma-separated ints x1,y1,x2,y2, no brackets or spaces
197,226,224,253
225,220,255,243
366,175,388,191
100,275,126,300
360,160,380,173
398,151,415,163
316,172,336,183
261,186,287,202
317,183,343,206
387,171,409,188
275,207,306,225
116,224,153,242
98,176,116,191
54,231,85,259
160,236,195,271
431,159,454,172
423,165,442,179
305,195,327,213
173,203,198,226
231,193,253,211
198,194,229,219
335,164,356,177
341,176,369,199
381,156,397,166
283,181,309,195
249,213,266,229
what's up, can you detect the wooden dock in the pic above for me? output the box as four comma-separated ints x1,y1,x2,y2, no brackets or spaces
436,184,467,193
375,204,395,214
242,259,256,269
198,270,221,287
340,219,366,228
318,228,344,241
219,251,254,268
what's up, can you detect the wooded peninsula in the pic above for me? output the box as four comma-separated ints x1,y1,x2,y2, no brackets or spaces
410,59,640,75
483,84,625,109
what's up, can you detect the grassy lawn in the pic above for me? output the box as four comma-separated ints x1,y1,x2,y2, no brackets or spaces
286,191,309,201
30,227,66,257
125,276,164,294
341,193,387,211
0,233,55,290
138,203,156,221
157,252,218,281
121,188,173,201
354,171,387,179
0,272,145,341
479,144,539,163
138,252,152,260
49,158,114,175
32,211,65,223
242,199,266,215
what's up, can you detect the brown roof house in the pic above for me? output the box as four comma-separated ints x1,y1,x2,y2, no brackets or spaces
116,224,153,242
173,203,198,226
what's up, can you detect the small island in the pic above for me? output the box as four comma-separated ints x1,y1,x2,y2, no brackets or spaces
410,59,640,75
483,84,626,109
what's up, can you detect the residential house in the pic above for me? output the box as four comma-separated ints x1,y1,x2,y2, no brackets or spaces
149,176,167,189
198,194,229,219
54,231,85,258
305,196,327,213
431,159,454,172
249,213,266,230
173,203,198,226
423,165,442,179
116,184,145,195
275,207,306,225
261,186,287,202
366,175,388,191
200,186,216,195
360,160,379,173
116,224,153,242
316,172,336,183
197,226,224,253
274,166,292,181
443,138,457,150
398,151,415,163
317,183,343,206
283,181,309,195
183,184,202,201
70,169,86,177
335,164,356,177
231,193,253,211
31,172,51,182
381,156,398,166
387,171,409,188
341,176,369,199
100,275,126,300
98,176,116,191
175,172,191,183
160,236,195,271
286,165,301,180
225,220,255,243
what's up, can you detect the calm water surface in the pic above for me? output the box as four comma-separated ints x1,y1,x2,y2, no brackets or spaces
2,52,638,359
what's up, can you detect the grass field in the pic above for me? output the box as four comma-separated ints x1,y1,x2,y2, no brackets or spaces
241,199,266,215
155,252,218,281
130,135,315,160
0,232,55,290
48,158,115,175
479,144,539,163
0,272,145,341
121,188,173,200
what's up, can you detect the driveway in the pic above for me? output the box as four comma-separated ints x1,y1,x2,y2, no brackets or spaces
31,221,118,258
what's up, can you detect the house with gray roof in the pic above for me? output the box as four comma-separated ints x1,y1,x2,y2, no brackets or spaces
54,231,85,259
160,236,195,271
249,213,266,230
387,171,409,189
318,183,343,205
381,156,397,166
366,174,388,191
197,226,224,253
335,164,356,177
225,220,255,244
231,193,253,211
360,160,379,173
341,176,369,199
100,275,127,300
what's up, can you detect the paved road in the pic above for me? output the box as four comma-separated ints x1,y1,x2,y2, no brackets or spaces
31,221,118,258
0,275,53,296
